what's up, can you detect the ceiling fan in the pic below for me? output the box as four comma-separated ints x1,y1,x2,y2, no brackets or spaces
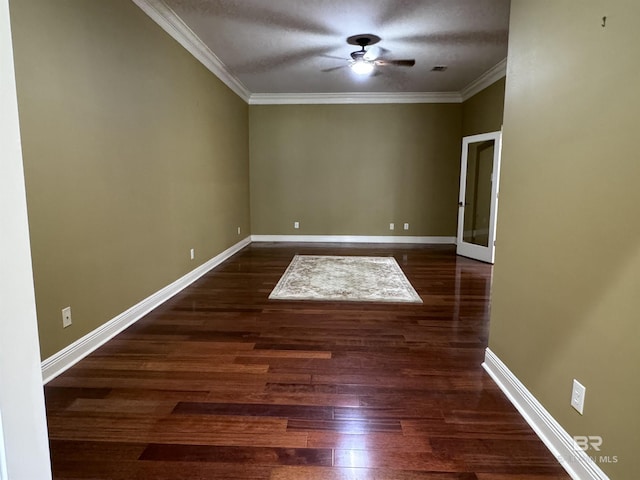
324,34,416,75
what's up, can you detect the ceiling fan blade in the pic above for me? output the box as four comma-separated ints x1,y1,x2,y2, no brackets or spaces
392,30,508,46
377,59,416,67
174,0,337,36
319,54,349,61
232,46,336,74
321,65,348,73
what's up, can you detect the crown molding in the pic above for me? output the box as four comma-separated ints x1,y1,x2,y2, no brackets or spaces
249,91,463,105
460,58,507,101
132,1,504,106
131,0,251,102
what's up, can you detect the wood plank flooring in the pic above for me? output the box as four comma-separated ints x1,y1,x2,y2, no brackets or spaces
45,243,570,479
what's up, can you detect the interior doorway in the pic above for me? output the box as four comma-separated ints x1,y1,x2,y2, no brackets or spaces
456,131,502,264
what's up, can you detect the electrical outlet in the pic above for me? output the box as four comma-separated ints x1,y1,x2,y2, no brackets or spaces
294,221,300,229
62,306,72,328
190,248,195,260
571,379,586,415
404,223,409,230
389,223,395,230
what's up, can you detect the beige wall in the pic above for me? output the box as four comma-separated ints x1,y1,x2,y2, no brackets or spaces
462,77,506,137
489,1,639,477
10,0,250,359
10,1,507,363
250,104,462,236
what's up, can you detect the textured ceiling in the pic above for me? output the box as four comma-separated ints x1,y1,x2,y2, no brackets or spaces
163,0,511,94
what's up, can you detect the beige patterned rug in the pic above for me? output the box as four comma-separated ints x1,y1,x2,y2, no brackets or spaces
269,255,422,303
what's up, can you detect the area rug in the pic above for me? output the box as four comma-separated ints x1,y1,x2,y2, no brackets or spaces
269,255,422,303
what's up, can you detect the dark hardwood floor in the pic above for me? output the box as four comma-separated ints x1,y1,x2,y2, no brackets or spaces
45,243,570,479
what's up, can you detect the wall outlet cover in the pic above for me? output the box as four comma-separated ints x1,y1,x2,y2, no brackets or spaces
62,307,72,328
571,379,586,415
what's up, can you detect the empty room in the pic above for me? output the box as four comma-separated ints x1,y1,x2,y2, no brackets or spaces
1,1,638,479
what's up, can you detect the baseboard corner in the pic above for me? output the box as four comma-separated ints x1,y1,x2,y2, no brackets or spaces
41,236,251,384
482,348,611,480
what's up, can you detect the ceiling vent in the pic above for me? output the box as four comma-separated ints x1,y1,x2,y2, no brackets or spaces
431,65,448,72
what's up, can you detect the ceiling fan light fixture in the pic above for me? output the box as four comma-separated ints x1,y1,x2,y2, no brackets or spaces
350,60,375,75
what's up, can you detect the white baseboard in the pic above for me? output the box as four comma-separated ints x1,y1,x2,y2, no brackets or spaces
41,236,252,384
251,235,456,244
482,348,610,480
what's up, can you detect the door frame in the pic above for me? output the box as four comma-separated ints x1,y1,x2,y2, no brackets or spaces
456,130,502,264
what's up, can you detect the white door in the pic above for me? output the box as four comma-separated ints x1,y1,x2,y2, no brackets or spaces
456,131,502,264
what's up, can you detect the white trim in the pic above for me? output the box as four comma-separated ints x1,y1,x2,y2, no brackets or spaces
1,0,52,476
0,410,7,480
483,348,610,480
460,58,507,101
130,0,251,102
251,235,456,244
41,237,251,384
249,92,462,105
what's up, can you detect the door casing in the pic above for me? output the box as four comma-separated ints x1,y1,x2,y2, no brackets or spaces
456,131,502,264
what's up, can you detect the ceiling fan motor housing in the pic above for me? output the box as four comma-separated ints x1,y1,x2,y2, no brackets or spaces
347,34,380,61
341,34,415,73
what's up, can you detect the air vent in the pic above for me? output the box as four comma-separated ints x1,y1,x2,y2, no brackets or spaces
431,65,448,72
